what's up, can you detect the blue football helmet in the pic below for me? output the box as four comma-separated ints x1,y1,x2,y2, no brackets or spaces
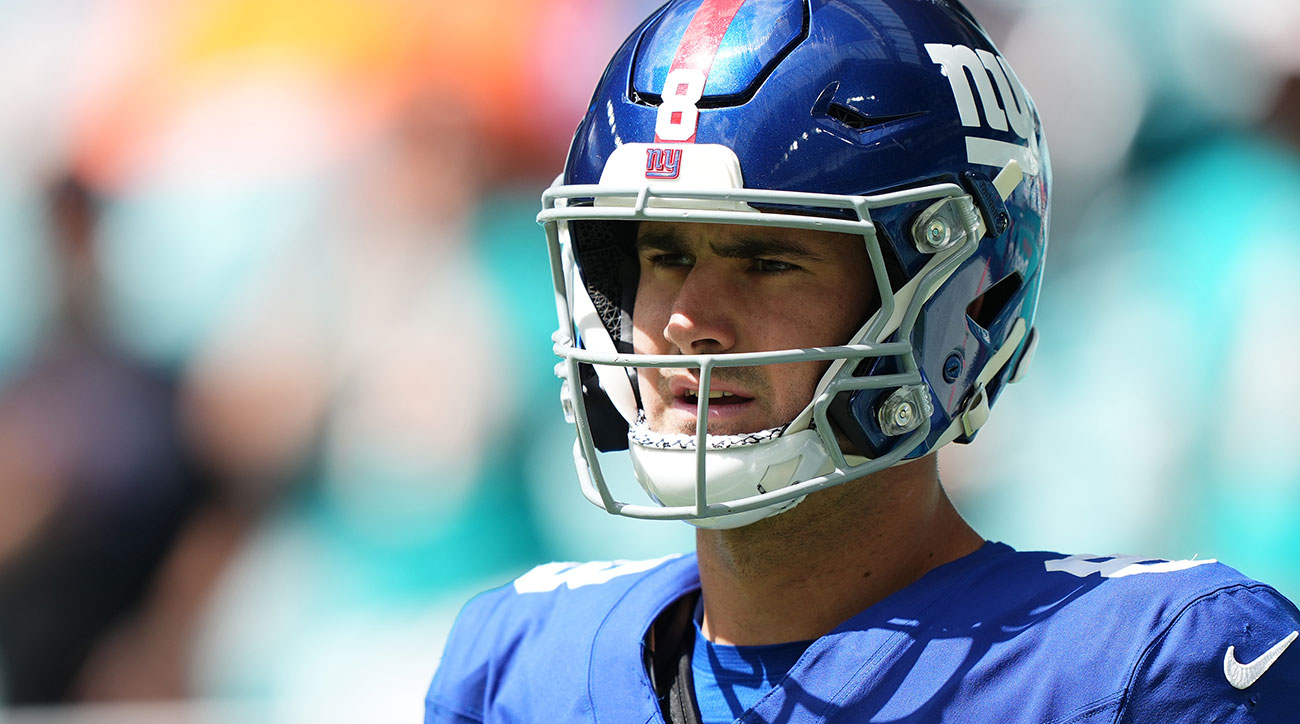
539,0,1050,528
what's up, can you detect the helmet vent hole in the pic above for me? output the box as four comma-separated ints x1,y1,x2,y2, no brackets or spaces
826,104,923,132
967,272,1022,330
828,103,873,130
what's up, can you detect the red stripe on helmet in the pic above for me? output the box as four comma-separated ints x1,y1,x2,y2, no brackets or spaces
654,0,747,143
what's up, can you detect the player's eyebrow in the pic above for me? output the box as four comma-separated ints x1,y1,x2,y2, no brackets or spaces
633,228,687,254
713,235,824,262
634,228,826,261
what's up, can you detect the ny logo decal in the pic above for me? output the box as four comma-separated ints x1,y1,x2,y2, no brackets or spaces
645,147,682,180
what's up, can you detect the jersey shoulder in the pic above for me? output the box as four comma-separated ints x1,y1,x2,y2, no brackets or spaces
1103,562,1300,723
994,549,1298,657
425,554,696,724
950,548,1272,641
996,549,1300,722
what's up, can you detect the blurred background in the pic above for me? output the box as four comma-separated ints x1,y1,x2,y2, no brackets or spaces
0,0,1296,720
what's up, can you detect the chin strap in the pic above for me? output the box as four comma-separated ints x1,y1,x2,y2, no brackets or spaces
628,414,784,450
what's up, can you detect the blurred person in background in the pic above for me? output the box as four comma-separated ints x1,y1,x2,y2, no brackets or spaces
0,173,208,704
427,1,1300,722
170,89,542,709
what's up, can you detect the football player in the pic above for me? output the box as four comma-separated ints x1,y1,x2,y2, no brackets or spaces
427,1,1300,722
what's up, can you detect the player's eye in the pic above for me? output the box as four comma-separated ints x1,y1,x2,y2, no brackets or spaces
752,258,800,274
646,252,694,268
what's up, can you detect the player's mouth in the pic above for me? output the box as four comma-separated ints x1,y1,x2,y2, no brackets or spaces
665,379,758,429
679,388,752,407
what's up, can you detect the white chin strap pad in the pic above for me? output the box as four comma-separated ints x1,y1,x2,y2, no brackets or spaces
628,427,834,529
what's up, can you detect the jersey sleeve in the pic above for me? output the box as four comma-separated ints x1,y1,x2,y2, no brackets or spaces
424,588,511,724
1118,583,1300,723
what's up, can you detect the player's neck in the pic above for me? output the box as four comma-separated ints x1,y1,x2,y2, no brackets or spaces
693,456,983,646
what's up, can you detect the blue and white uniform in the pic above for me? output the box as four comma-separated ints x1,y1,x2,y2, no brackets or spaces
426,543,1300,723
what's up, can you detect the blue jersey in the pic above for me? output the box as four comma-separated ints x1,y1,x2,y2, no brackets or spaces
426,542,1300,723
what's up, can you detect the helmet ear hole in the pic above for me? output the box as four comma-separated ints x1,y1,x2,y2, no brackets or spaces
967,272,1022,331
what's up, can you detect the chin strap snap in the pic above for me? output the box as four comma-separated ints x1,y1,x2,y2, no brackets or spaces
960,384,990,438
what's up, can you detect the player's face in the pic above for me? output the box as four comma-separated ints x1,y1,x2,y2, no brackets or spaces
632,221,875,436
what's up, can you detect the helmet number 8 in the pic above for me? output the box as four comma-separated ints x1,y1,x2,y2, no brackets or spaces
655,68,706,142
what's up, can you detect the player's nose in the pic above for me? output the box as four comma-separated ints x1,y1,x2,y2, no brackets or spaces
663,266,737,355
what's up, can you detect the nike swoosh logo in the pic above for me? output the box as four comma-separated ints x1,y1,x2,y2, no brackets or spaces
1224,630,1299,690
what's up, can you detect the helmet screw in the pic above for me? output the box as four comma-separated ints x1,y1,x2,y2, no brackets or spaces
926,219,948,247
911,198,968,254
943,353,963,383
877,385,933,436
893,402,914,428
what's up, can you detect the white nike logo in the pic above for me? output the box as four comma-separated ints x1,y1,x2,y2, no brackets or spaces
1223,630,1298,690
